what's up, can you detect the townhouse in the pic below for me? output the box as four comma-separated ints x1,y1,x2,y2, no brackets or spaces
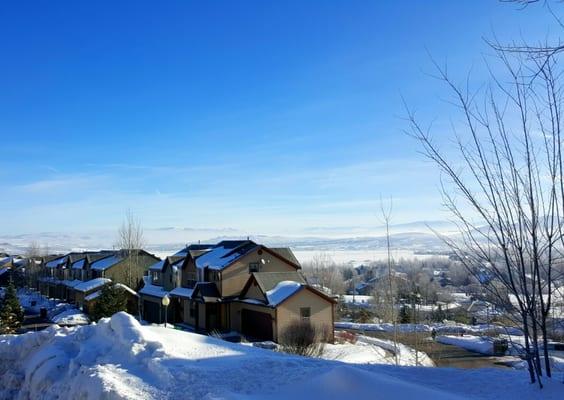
37,249,159,312
139,240,336,342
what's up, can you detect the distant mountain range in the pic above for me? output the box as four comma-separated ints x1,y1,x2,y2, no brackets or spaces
0,220,457,257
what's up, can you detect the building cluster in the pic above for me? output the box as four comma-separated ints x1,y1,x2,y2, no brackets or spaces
5,240,336,342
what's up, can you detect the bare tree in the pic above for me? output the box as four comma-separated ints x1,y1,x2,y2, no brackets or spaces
116,210,145,289
380,197,400,365
24,241,42,258
405,43,563,386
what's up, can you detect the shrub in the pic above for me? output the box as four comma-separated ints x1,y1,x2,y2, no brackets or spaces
354,308,373,323
279,319,328,357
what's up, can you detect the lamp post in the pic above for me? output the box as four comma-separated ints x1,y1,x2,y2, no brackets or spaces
162,295,170,328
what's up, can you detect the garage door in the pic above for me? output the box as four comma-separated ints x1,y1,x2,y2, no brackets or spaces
143,300,161,323
241,309,273,341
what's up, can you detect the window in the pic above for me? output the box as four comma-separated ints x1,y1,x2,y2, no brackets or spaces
189,301,196,318
249,262,259,273
300,307,311,320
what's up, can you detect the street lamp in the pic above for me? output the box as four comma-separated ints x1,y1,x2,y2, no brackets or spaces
162,295,170,328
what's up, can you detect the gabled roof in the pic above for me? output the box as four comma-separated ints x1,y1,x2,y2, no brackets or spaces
195,240,258,271
266,281,304,306
74,278,111,293
46,256,68,268
149,260,166,272
139,276,168,298
71,259,86,270
167,256,185,268
174,243,214,257
253,271,307,294
90,254,123,271
240,272,336,307
169,286,194,299
269,248,300,266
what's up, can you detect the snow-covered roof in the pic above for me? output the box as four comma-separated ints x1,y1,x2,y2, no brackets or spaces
90,255,122,271
74,278,111,293
0,267,9,276
266,281,303,306
139,277,169,299
46,256,67,268
169,287,194,299
195,241,257,271
61,279,83,288
84,291,102,302
149,260,165,272
71,259,85,270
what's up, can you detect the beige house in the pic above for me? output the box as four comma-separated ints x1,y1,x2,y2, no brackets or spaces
139,240,336,342
236,271,335,342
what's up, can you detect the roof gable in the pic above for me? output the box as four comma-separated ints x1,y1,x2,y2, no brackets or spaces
239,272,336,307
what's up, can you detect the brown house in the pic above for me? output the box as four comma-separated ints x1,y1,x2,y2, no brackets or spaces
139,240,336,342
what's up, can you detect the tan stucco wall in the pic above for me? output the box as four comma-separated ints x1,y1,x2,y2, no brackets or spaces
276,289,334,342
221,250,297,297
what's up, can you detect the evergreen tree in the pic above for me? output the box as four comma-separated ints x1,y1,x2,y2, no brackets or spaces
0,284,24,334
91,284,129,321
431,304,446,323
399,305,411,323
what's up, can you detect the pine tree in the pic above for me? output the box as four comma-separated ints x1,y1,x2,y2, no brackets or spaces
91,284,129,321
0,284,24,334
399,305,411,323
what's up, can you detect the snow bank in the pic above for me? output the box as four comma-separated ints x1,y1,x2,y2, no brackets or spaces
0,312,167,399
277,365,463,400
437,335,494,355
1,312,561,400
51,309,90,326
335,321,523,336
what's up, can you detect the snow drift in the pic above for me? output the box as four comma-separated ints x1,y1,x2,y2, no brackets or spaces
1,312,562,400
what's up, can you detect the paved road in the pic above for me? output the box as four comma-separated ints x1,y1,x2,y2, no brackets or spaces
341,330,515,369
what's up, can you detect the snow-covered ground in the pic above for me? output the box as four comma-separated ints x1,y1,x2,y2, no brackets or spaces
1,312,563,400
17,289,89,326
322,335,434,366
437,335,496,355
335,321,524,336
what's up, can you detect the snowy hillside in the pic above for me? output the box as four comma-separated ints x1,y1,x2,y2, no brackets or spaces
0,313,562,400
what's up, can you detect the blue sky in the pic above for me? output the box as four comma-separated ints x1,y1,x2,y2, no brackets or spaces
0,1,558,238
